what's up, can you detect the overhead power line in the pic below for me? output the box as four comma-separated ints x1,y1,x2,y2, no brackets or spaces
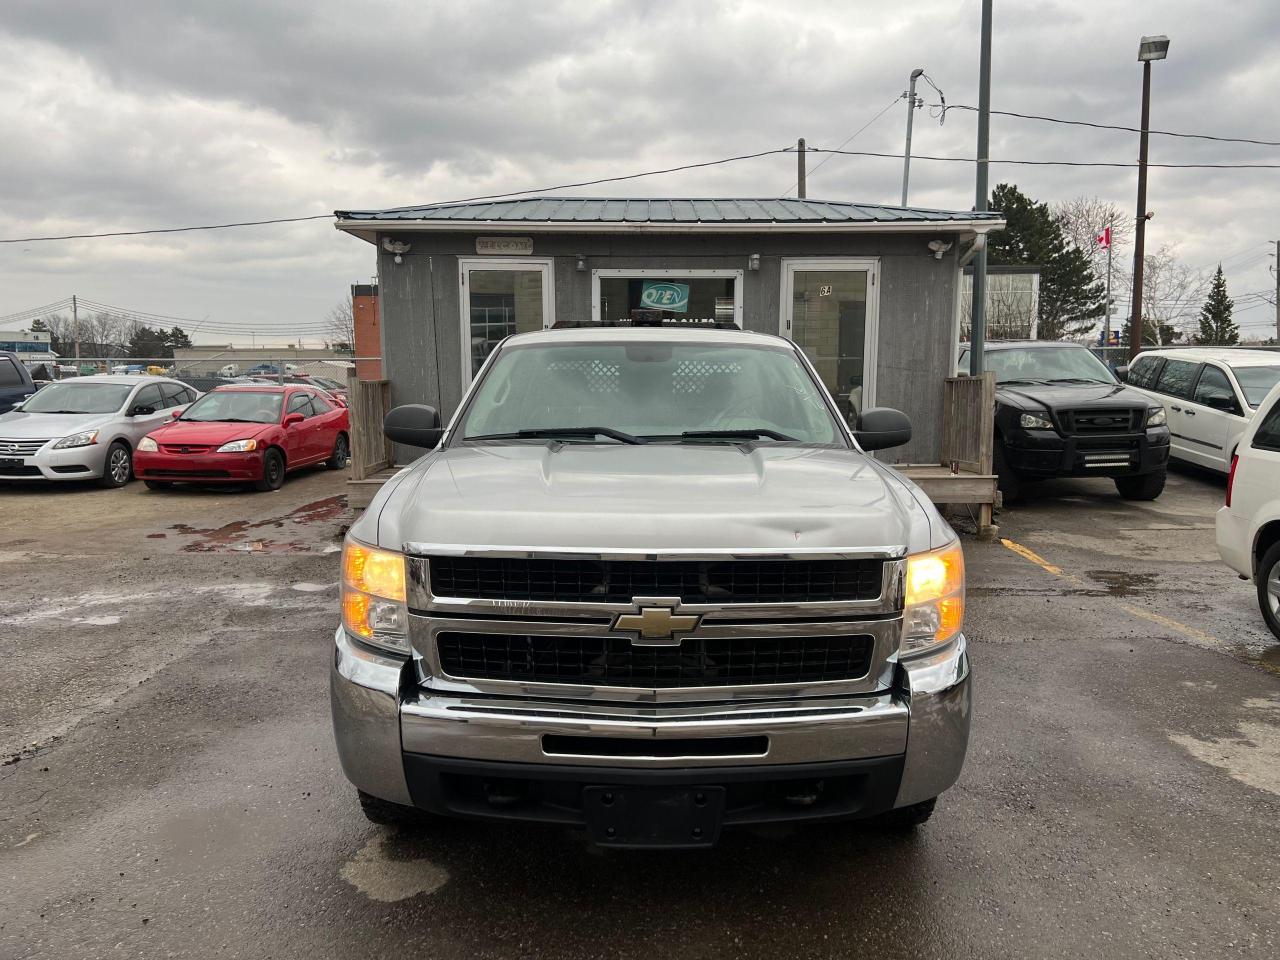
806,147,1280,169
778,94,903,197
937,104,1280,147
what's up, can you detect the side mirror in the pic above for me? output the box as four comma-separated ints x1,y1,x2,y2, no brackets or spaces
11,401,23,411
283,412,305,427
128,404,155,417
1115,364,1130,383
384,404,443,448
169,408,183,418
854,407,913,451
1204,394,1241,415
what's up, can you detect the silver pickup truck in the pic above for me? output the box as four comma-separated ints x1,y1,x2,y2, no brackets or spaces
332,325,971,848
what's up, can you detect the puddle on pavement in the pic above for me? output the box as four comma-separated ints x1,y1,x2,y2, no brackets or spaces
167,496,348,554
1169,696,1280,797
1260,646,1280,670
1087,570,1159,596
340,834,451,902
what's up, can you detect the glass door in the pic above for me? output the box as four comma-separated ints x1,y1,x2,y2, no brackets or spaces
780,259,879,418
459,259,554,383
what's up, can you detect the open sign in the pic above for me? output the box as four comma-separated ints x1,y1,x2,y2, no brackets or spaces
639,281,690,313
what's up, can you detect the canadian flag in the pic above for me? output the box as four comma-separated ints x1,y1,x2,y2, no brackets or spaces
1096,226,1112,249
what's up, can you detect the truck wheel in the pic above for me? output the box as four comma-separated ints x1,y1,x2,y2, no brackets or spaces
994,440,1022,505
1257,543,1280,641
1115,469,1166,501
877,797,937,830
358,790,425,827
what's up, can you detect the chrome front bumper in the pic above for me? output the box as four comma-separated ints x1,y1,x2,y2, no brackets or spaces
331,627,972,811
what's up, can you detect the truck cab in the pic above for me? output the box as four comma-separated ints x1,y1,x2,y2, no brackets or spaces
0,351,37,415
331,326,972,847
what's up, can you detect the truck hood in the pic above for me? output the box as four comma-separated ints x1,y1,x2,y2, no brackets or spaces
369,443,943,555
996,381,1149,412
0,410,115,438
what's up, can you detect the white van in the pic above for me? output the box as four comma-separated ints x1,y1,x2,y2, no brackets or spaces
217,363,240,377
1121,347,1280,474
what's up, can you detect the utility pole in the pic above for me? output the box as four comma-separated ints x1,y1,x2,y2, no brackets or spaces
969,0,992,376
796,138,807,199
1274,239,1279,342
901,68,924,207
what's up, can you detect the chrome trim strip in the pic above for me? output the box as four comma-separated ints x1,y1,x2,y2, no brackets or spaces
403,544,908,561
399,691,909,767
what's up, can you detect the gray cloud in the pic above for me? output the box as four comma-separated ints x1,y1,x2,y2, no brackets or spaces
1,0,1278,341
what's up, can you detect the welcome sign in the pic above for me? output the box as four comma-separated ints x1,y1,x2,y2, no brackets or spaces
639,281,690,312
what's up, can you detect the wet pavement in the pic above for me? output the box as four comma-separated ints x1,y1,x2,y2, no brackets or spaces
1,463,1278,959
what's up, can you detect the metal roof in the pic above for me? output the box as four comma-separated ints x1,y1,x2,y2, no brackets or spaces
334,197,1003,239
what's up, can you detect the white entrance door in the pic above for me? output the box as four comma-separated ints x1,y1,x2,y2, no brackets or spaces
780,258,880,417
458,258,554,385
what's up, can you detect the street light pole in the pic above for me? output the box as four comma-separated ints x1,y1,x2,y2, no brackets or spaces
1129,35,1169,362
969,0,992,377
901,68,924,207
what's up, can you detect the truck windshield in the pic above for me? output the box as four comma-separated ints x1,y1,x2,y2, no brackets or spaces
1230,365,1280,407
20,382,133,414
984,347,1117,385
458,341,842,445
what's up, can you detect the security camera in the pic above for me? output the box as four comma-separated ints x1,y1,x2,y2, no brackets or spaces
928,239,954,260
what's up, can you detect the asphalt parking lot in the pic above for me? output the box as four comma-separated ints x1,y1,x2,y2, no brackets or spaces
2,464,1278,959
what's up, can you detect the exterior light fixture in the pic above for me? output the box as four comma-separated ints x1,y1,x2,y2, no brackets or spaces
1137,35,1170,61
748,253,761,271
576,254,586,272
381,237,411,264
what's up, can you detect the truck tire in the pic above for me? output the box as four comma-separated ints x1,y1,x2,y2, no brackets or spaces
994,440,1022,505
876,797,936,830
1114,469,1166,501
358,790,425,828
1257,542,1280,641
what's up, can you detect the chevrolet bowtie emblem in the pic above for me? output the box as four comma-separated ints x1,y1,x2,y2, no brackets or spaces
613,606,701,646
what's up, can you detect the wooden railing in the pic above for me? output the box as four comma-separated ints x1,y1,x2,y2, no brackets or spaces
940,372,996,474
347,377,393,480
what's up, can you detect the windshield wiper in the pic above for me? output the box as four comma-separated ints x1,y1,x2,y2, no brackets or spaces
679,429,796,442
997,378,1050,385
31,409,91,414
181,417,261,423
1047,377,1113,384
467,427,646,445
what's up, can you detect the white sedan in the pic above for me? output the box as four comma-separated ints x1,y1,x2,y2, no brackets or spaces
1216,380,1280,639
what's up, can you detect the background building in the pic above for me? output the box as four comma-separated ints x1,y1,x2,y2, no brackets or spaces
336,196,1005,464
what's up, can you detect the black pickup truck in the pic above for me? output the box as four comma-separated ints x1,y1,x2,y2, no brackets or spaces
958,340,1171,503
0,351,37,416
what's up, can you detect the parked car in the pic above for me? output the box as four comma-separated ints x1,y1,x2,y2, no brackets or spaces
1216,381,1280,639
217,364,240,378
333,326,970,844
134,384,349,491
1119,347,1280,474
957,340,1171,502
0,375,198,486
245,363,297,377
281,375,347,405
0,350,38,415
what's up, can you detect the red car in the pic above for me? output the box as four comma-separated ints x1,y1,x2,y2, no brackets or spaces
134,385,350,491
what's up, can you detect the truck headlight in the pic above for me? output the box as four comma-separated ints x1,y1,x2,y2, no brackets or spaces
53,430,99,449
902,541,965,656
1018,413,1053,430
1146,406,1167,427
341,538,409,654
138,436,159,452
217,438,259,453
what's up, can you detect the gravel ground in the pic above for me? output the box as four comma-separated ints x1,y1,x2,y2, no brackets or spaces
1,463,1277,960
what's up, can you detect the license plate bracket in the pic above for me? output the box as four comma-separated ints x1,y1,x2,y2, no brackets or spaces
0,457,26,470
583,785,725,848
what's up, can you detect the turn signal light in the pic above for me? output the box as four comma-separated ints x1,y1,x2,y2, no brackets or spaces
903,541,965,655
341,539,408,653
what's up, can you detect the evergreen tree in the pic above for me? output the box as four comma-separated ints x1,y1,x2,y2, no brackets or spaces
166,326,193,350
987,183,1106,339
1192,265,1238,345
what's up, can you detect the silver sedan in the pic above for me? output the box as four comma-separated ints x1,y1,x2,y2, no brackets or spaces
0,375,199,486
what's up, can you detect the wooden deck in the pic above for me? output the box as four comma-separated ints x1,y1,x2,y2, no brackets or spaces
893,463,999,540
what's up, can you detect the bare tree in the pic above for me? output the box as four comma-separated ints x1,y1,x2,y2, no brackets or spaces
1141,244,1209,344
1053,196,1133,272
324,299,355,352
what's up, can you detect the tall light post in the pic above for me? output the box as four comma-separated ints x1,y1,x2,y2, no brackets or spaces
1128,34,1170,362
900,68,924,207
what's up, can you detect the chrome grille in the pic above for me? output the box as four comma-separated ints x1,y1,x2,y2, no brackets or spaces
436,632,875,687
427,557,884,605
0,438,50,456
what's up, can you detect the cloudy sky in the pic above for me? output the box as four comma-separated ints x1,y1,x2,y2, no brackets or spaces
1,0,1277,345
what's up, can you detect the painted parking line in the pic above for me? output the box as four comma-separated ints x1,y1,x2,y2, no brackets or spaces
999,536,1225,650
